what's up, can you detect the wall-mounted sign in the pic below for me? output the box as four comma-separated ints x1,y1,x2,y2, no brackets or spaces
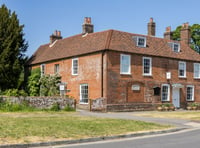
59,85,65,91
166,72,171,79
131,85,140,91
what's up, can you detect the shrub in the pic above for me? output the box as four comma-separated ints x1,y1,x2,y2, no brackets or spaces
50,103,61,111
3,89,28,97
63,104,75,112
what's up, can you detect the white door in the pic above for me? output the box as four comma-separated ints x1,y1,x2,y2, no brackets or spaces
80,84,89,104
172,88,180,108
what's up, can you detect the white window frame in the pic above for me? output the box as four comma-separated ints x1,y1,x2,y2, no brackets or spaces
40,64,45,76
80,84,89,104
179,61,186,78
120,54,131,75
186,85,194,101
54,64,59,74
161,84,170,101
143,57,152,76
194,63,200,79
173,43,180,52
72,58,78,75
137,37,146,47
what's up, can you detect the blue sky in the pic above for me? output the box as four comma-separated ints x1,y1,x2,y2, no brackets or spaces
1,0,200,56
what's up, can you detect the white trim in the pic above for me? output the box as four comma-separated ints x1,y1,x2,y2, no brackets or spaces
194,63,200,79
137,36,146,47
173,43,180,52
80,84,89,104
72,58,78,75
186,85,194,101
161,84,170,101
40,64,45,76
120,54,131,75
178,61,186,78
143,57,152,76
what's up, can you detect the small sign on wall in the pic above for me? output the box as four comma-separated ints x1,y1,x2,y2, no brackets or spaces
59,85,65,91
131,85,140,91
166,72,171,79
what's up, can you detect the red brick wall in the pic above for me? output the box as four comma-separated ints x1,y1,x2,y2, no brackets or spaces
106,50,200,106
32,52,103,103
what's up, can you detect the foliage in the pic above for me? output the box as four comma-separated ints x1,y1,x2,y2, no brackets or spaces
3,89,27,97
39,74,61,96
172,24,200,53
27,68,41,96
50,102,61,111
63,104,76,111
0,100,36,112
0,4,28,90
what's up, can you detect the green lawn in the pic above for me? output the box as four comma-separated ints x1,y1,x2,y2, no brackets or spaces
135,111,200,121
0,112,170,145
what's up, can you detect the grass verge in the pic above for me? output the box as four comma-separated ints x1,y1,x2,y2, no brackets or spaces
135,111,200,121
0,112,171,145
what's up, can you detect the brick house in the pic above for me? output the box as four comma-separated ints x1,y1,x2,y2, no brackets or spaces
28,17,200,111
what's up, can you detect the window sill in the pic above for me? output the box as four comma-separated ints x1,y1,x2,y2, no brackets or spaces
194,77,200,80
72,74,78,76
179,76,186,79
143,74,152,77
120,73,131,75
79,102,89,105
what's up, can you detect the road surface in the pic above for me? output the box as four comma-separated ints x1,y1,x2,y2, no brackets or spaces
54,127,200,148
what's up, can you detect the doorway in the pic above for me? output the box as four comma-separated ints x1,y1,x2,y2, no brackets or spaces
172,88,180,108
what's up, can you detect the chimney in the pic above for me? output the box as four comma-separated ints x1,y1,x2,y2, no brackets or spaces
180,22,190,45
148,17,156,36
164,26,173,40
50,30,62,44
82,17,94,34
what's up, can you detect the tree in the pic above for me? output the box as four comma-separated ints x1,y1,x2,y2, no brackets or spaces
172,24,200,53
27,68,41,96
0,4,28,91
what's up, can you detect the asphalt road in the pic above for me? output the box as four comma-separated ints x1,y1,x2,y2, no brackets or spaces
55,128,200,148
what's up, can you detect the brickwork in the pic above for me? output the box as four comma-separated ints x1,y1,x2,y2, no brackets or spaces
32,52,103,105
106,50,200,109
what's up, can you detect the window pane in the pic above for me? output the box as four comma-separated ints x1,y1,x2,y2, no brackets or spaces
80,84,88,103
121,55,130,74
179,62,186,77
187,86,194,101
72,59,78,75
162,85,169,101
194,64,200,78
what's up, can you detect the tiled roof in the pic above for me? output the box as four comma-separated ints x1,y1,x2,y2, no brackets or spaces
28,29,200,65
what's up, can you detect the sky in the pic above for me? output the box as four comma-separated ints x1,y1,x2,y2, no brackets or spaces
1,0,200,57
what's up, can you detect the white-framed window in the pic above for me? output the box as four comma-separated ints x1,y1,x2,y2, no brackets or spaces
80,84,88,104
161,84,170,101
72,58,78,75
54,64,59,74
173,43,180,52
186,85,194,101
179,61,186,78
40,64,45,76
194,63,200,79
120,54,131,74
143,57,152,76
137,37,146,47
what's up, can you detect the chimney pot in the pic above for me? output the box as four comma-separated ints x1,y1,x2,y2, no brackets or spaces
82,17,94,34
164,26,173,40
50,30,62,44
148,17,156,36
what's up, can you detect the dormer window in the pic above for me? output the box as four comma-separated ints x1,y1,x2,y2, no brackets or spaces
173,43,180,52
137,37,146,47
169,42,180,52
